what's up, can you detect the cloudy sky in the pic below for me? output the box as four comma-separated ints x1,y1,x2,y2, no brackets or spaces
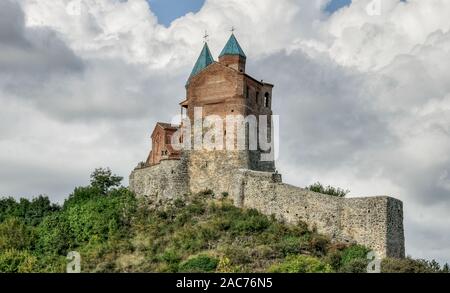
1,0,449,264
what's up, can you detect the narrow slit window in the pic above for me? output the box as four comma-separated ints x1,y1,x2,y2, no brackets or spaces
264,92,270,107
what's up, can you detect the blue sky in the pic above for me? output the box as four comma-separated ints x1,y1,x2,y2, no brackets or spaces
147,0,205,26
148,0,352,27
325,0,351,13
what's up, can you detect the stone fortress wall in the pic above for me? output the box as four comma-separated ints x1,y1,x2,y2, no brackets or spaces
129,157,405,259
129,158,189,204
231,169,405,258
186,150,275,195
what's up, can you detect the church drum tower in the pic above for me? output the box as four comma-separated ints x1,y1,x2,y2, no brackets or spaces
181,33,276,194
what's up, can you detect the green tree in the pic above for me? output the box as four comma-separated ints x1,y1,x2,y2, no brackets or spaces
21,196,60,226
0,217,34,250
90,168,123,194
64,186,102,209
0,196,59,226
65,186,136,244
0,197,20,222
36,212,74,255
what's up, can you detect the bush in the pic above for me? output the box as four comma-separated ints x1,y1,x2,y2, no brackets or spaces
197,189,214,198
160,248,182,264
382,257,443,273
306,182,349,197
35,212,74,255
443,263,450,273
323,250,342,271
275,235,309,256
67,200,116,244
220,245,252,265
64,187,136,244
171,227,203,252
269,255,333,273
309,234,330,256
179,254,219,272
216,256,242,273
173,198,186,208
340,245,370,267
0,217,35,250
231,209,270,234
0,249,37,273
322,244,370,272
339,258,369,273
158,249,182,272
34,254,66,273
185,200,206,216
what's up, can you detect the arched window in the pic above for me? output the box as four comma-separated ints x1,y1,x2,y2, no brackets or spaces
264,92,270,107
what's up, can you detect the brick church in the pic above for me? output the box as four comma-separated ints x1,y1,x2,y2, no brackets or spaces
130,33,405,259
145,33,275,170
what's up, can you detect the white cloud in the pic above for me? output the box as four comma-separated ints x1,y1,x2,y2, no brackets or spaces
0,0,449,264
325,0,450,70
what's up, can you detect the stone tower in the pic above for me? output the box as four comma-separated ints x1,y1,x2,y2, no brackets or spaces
180,34,276,195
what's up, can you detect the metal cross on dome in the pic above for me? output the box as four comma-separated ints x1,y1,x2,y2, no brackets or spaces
203,30,209,42
231,26,236,33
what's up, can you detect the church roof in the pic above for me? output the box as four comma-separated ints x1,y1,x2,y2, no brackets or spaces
156,122,179,130
187,42,214,84
151,122,179,138
219,34,246,59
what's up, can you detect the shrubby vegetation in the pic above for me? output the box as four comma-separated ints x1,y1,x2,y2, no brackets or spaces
306,182,350,198
0,169,448,273
382,257,448,273
269,255,333,273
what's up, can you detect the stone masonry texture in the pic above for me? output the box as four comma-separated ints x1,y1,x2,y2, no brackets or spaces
231,169,405,258
129,158,189,205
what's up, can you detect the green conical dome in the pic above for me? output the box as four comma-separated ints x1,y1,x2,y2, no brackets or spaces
187,42,214,84
219,34,246,58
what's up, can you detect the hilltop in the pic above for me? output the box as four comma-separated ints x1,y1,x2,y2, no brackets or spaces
0,169,447,273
